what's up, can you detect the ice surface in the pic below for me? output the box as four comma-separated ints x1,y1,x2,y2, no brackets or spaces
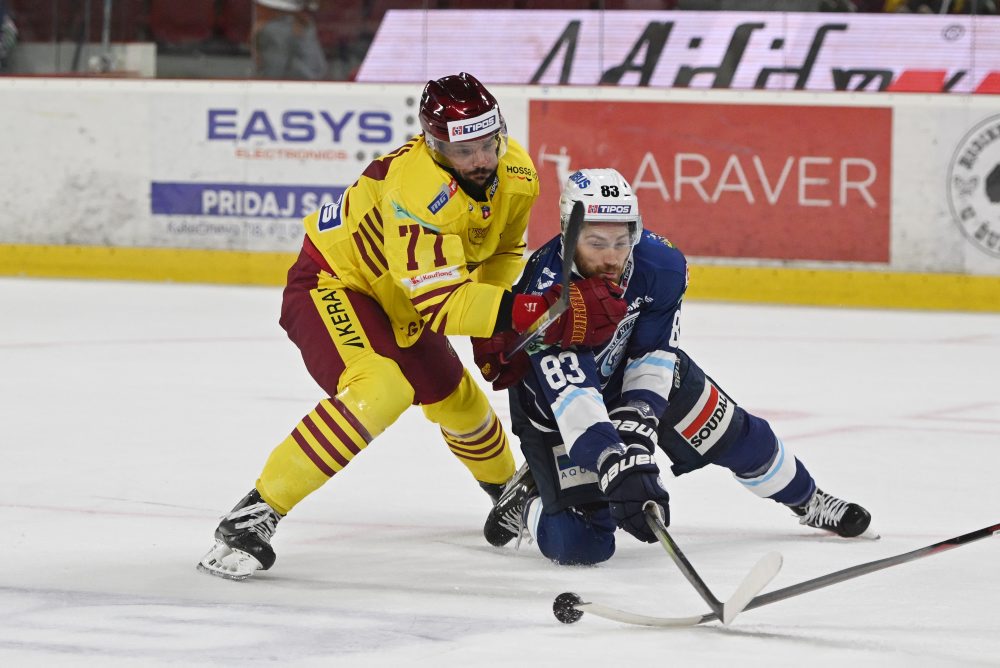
1,277,998,667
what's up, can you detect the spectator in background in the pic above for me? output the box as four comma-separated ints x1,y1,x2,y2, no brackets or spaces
0,0,17,73
252,0,327,80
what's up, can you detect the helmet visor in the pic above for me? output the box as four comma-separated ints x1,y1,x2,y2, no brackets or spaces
426,126,508,170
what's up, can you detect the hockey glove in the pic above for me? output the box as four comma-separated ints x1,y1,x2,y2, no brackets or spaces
597,444,671,543
511,276,626,349
471,331,530,391
608,402,659,453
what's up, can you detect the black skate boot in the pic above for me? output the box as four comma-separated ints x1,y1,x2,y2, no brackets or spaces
791,488,875,539
479,480,505,505
483,462,537,547
197,489,284,580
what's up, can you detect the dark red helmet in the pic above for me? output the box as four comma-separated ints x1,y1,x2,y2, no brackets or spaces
419,72,508,167
419,72,502,142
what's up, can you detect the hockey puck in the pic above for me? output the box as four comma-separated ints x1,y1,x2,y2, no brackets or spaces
553,592,584,624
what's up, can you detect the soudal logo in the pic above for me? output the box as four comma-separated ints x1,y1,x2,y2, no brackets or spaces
588,204,632,214
675,382,734,452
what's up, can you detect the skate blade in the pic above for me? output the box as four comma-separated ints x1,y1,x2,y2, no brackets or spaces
857,525,881,540
196,540,263,581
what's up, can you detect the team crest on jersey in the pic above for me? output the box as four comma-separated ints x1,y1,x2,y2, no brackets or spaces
535,267,557,292
596,311,639,381
468,225,490,245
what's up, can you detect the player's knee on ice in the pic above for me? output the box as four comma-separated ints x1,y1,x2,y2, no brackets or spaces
534,506,616,566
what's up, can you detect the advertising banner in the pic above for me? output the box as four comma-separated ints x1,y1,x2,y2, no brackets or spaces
147,86,419,250
359,10,1000,95
528,100,892,262
2,79,999,279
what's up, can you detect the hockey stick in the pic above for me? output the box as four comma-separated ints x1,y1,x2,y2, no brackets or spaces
643,503,782,624
501,200,584,363
553,507,781,627
736,519,1000,617
555,520,1000,627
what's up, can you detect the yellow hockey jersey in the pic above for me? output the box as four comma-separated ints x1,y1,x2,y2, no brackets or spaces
302,135,539,347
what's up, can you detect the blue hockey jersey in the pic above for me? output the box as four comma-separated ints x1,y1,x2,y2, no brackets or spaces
513,230,688,473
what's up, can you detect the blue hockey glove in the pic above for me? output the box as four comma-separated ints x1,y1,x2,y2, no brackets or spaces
597,443,671,543
608,402,659,453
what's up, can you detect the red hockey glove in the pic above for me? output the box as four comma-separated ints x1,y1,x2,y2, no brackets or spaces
471,331,531,391
511,276,626,349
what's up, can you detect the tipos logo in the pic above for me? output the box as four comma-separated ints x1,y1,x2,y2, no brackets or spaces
947,114,1000,258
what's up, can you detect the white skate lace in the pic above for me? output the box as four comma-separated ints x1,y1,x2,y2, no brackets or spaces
801,492,849,529
226,502,280,541
494,500,529,549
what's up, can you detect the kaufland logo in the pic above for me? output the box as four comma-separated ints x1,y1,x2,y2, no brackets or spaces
446,109,500,140
588,204,632,214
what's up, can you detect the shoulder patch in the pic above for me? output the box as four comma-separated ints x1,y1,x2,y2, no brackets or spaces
648,232,674,248
426,178,458,215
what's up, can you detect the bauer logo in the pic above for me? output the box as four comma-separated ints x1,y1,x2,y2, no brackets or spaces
947,114,1000,258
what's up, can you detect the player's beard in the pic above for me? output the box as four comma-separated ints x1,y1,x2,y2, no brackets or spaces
453,167,498,202
580,259,624,283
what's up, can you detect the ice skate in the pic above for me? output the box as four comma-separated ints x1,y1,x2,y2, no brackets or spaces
792,488,878,539
197,489,283,580
483,462,537,547
479,480,506,505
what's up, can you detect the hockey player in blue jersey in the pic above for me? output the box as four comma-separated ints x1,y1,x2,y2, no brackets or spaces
474,168,876,566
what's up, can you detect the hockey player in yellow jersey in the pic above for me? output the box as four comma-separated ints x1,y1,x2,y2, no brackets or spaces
197,72,628,580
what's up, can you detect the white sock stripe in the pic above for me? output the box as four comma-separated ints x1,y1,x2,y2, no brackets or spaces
734,439,798,499
524,497,542,543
